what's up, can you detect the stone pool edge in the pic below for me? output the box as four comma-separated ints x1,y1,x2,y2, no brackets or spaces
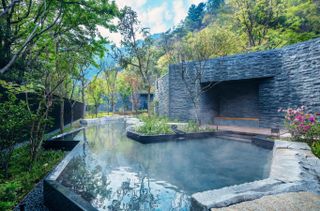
44,141,98,210
43,117,320,211
191,140,320,211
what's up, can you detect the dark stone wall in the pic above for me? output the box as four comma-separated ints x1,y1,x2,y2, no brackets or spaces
0,86,84,131
49,98,84,130
155,74,170,116
155,38,320,128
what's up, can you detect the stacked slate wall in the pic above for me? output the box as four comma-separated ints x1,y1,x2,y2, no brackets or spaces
155,74,170,116
155,38,320,128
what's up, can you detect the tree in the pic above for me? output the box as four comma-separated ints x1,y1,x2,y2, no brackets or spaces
185,3,206,31
207,0,225,15
0,82,30,178
125,68,141,113
231,0,284,48
173,27,242,125
86,77,107,117
0,0,118,75
0,0,118,164
117,7,158,116
105,68,118,113
116,72,132,113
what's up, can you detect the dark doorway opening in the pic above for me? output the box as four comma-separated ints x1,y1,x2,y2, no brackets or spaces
201,79,260,127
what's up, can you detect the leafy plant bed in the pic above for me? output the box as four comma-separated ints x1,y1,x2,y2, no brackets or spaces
0,145,64,210
126,129,216,144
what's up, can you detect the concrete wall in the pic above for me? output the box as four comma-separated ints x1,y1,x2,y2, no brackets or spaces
155,38,320,128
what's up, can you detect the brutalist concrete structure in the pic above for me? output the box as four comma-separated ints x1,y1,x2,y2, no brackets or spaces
155,38,320,128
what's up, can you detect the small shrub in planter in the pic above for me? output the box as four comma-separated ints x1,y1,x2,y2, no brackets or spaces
279,106,319,141
279,106,320,158
135,116,174,135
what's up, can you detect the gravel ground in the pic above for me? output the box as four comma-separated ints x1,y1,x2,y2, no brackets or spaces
14,180,48,211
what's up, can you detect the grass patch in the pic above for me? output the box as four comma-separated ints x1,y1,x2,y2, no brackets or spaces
0,145,64,210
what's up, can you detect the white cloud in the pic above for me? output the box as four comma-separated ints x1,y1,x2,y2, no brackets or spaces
189,0,203,5
115,0,147,9
173,0,188,25
141,2,172,34
98,0,200,45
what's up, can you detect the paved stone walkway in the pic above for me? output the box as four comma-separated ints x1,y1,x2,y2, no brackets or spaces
211,192,320,211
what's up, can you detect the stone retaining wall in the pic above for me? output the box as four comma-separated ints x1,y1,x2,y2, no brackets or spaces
155,38,320,128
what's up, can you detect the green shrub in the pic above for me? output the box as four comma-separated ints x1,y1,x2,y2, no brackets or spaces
0,145,64,210
136,116,174,135
185,120,200,132
0,93,31,178
311,142,320,158
305,123,320,142
311,141,320,158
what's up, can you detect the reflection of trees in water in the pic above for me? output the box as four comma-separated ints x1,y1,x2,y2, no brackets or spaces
59,122,190,210
58,156,112,208
108,176,159,211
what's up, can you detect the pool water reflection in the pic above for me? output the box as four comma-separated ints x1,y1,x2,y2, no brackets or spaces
57,121,272,210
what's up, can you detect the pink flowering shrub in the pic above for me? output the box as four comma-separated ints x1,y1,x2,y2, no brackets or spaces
279,106,320,141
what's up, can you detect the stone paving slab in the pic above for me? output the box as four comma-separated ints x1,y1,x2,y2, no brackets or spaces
211,192,320,211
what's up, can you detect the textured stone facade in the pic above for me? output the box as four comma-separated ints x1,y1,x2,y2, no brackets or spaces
155,38,320,128
155,74,169,116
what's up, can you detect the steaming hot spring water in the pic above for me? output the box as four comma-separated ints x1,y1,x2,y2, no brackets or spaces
56,120,272,210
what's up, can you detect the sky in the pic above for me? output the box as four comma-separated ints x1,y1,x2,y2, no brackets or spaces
98,0,204,45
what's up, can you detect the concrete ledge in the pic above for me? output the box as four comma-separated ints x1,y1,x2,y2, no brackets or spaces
191,140,320,210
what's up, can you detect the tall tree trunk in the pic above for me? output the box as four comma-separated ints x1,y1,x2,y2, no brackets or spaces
60,97,64,133
95,105,98,117
147,85,151,117
111,94,115,113
131,94,135,113
81,85,86,119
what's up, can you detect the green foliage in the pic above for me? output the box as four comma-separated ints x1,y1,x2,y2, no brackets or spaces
0,86,31,178
183,120,216,133
135,116,215,135
0,145,64,210
306,123,320,143
159,0,320,72
86,77,108,117
185,3,206,31
0,0,118,75
185,121,201,133
135,116,174,135
311,141,320,158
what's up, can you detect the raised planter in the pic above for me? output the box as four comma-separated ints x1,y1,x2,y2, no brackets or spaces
126,129,216,144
